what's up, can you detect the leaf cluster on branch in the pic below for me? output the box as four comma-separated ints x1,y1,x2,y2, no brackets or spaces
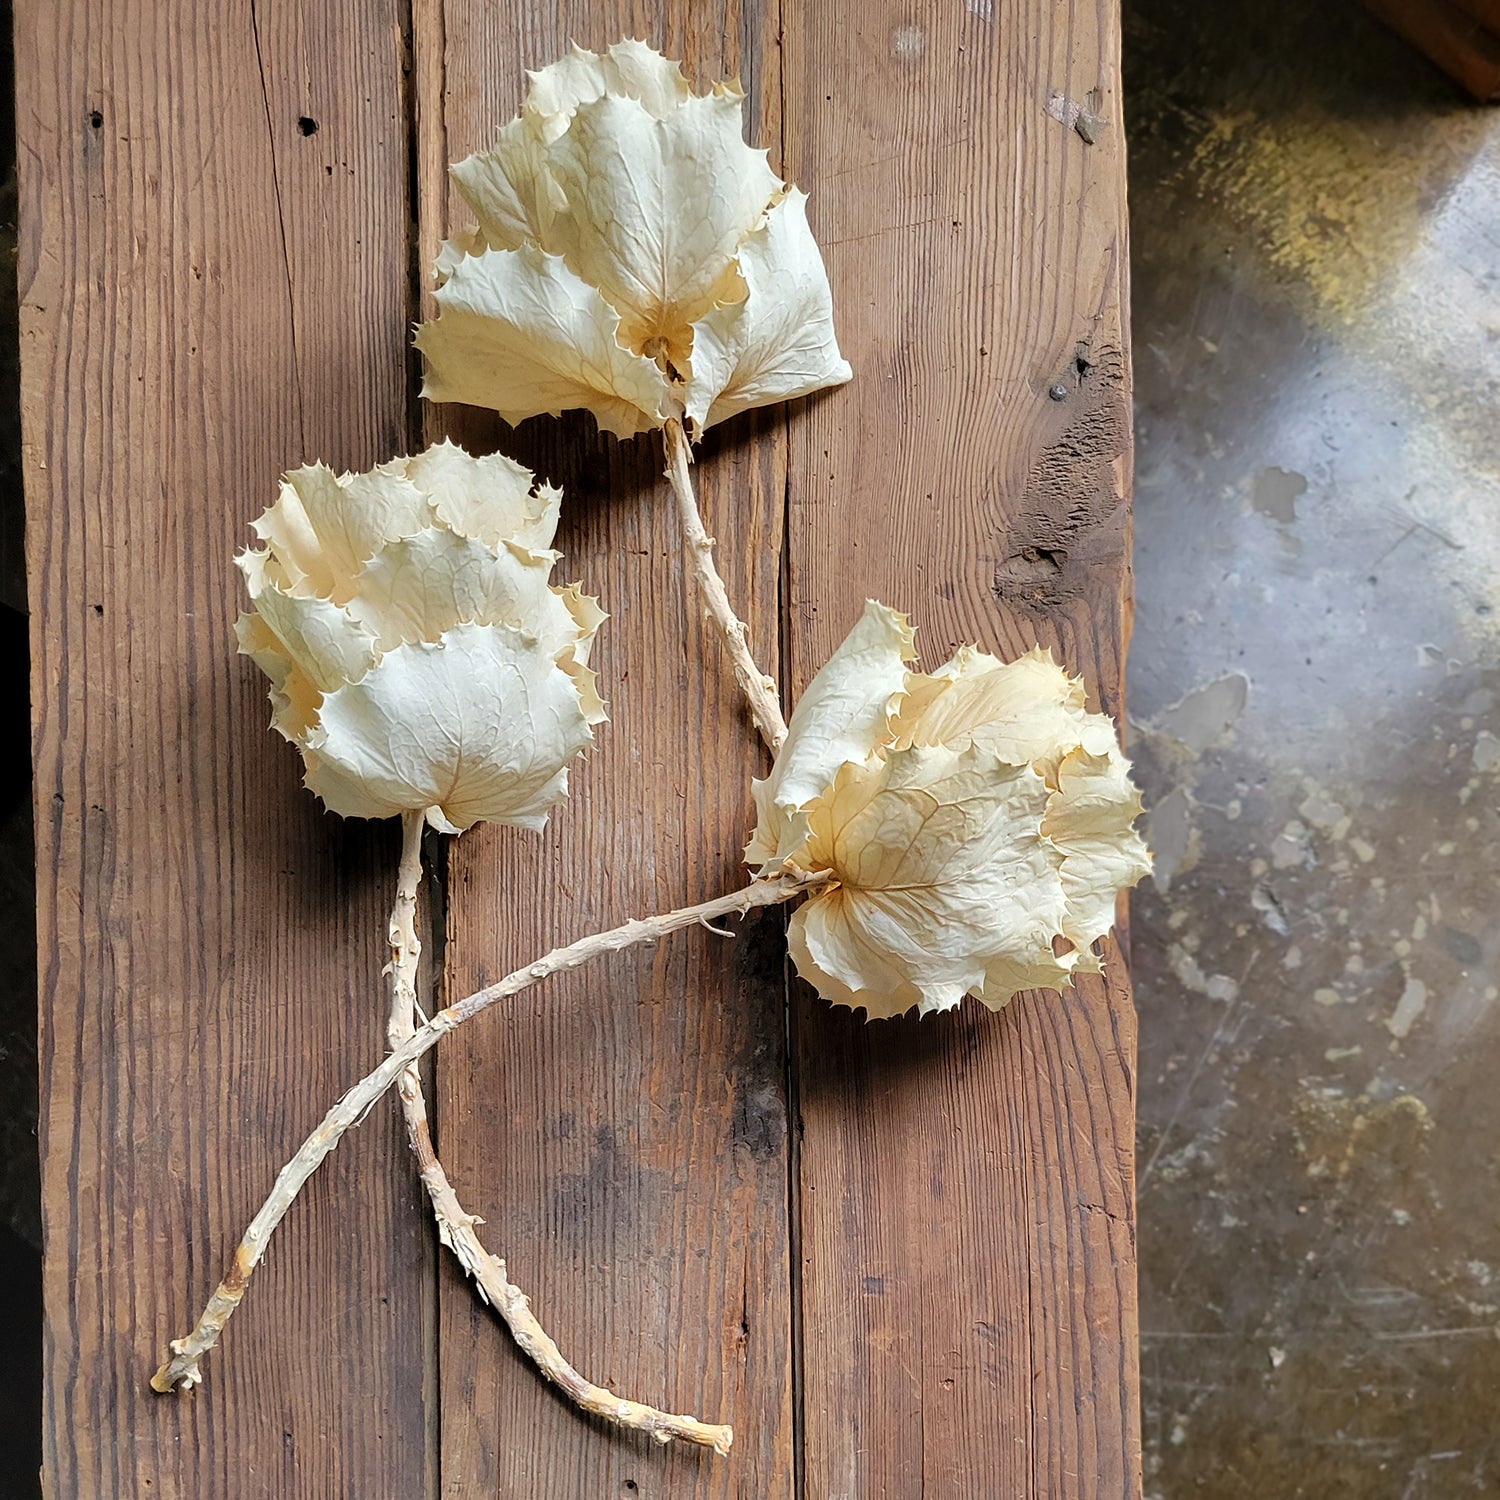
152,40,1149,1457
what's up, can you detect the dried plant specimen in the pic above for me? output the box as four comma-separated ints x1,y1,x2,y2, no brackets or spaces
162,444,731,1451
235,440,605,831
415,40,853,750
747,601,1152,1017
415,39,849,439
152,603,1145,1431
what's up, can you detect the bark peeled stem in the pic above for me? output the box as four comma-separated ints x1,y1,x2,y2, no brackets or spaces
384,810,735,1454
663,417,788,754
149,866,826,1419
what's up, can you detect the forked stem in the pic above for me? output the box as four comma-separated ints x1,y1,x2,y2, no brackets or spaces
385,811,733,1453
150,867,826,1408
663,417,788,752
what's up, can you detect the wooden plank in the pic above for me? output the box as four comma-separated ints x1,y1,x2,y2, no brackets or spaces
781,2,1140,1496
18,4,434,1495
23,0,1137,1491
413,7,797,1496
1363,0,1500,100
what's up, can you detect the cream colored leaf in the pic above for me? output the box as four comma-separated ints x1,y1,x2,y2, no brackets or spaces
433,226,490,284
249,470,337,597
305,622,597,833
758,600,1148,1020
234,611,320,743
397,440,561,553
253,464,432,602
1043,746,1152,972
543,90,779,364
893,645,1117,784
238,441,606,829
784,744,1070,1018
747,599,914,870
346,528,566,651
685,189,853,433
420,43,850,438
243,580,378,693
788,891,926,1018
450,41,695,254
555,582,607,668
552,583,608,726
524,39,692,130
451,127,560,254
977,948,1082,1008
416,244,669,439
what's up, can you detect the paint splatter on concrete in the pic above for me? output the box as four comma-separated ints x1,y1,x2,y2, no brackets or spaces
1251,466,1306,524
1386,972,1428,1039
1146,673,1251,757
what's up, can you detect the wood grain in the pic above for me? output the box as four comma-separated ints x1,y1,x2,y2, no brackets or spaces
781,1,1141,1495
1363,0,1500,99
414,7,796,1497
25,0,1138,1493
19,3,433,1495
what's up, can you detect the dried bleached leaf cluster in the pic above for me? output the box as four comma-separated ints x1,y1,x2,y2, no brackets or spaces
161,35,1150,1464
416,39,851,438
749,601,1150,1018
236,441,605,833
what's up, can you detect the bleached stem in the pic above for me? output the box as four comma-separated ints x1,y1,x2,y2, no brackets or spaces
150,868,825,1413
663,417,788,752
385,811,734,1454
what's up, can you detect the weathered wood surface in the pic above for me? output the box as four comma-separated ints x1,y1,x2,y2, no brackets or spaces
17,3,433,1497
414,8,797,1497
784,3,1140,1495
23,0,1137,1496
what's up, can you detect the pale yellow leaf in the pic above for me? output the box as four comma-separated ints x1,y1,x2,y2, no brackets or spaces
893,645,1117,785
542,90,778,365
784,744,1071,1018
305,622,597,833
397,439,561,553
746,599,914,870
1043,746,1152,972
686,189,852,433
420,43,850,438
416,244,669,439
237,442,606,829
755,600,1149,1020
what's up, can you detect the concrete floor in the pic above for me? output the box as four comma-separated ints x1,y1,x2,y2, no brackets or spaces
3,3,1498,1496
1124,1,1500,1494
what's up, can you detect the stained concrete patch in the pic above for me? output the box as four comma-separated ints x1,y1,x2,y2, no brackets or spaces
1251,466,1306,524
1147,785,1197,892
1386,973,1428,1039
1270,819,1316,870
1149,673,1251,756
